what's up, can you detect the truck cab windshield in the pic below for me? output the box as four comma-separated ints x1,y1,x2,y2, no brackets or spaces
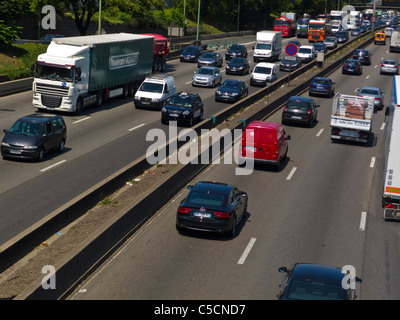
275,20,290,27
35,64,74,82
255,43,271,50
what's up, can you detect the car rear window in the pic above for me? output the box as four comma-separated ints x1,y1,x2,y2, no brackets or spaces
312,79,330,85
186,191,227,208
360,89,379,95
286,280,347,300
287,99,311,110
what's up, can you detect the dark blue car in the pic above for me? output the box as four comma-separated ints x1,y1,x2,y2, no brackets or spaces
180,45,203,63
309,77,335,97
277,263,361,300
342,59,363,75
215,79,248,103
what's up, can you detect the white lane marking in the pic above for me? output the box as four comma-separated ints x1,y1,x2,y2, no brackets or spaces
360,212,367,231
185,80,193,85
366,75,370,79
40,160,66,172
286,167,297,180
354,88,359,92
316,128,324,137
237,237,257,265
374,65,378,69
370,157,376,168
128,123,145,131
73,117,91,124
381,122,386,130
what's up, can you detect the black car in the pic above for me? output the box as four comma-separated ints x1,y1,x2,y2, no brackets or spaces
277,263,361,300
351,28,361,36
226,57,250,75
280,55,302,71
176,181,248,236
352,49,371,65
215,79,249,103
313,42,327,54
197,52,223,68
282,96,319,127
225,44,248,61
309,77,335,97
180,45,203,63
336,30,349,43
1,113,67,161
342,59,363,75
161,92,203,126
40,34,64,44
288,40,301,48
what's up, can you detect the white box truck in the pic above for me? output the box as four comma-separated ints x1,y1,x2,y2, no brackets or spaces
253,31,282,62
32,33,154,113
390,31,400,52
330,93,375,143
382,75,400,220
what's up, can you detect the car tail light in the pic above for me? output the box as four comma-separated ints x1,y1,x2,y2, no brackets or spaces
385,203,398,209
375,97,381,101
360,132,368,139
178,207,192,214
283,106,288,112
307,109,312,115
395,65,398,68
331,128,339,135
214,211,230,218
381,64,385,67
356,66,360,69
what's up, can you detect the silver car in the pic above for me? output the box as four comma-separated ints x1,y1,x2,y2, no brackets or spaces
324,36,338,49
380,59,399,75
357,86,385,112
197,52,223,68
192,66,222,88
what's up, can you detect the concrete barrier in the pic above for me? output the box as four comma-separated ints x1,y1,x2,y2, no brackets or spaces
0,78,33,97
2,31,377,299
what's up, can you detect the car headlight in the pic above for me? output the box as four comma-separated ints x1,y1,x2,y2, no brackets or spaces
182,110,190,115
1,142,10,147
23,145,38,149
238,66,244,70
151,98,160,102
162,107,167,112
216,91,222,95
231,92,239,96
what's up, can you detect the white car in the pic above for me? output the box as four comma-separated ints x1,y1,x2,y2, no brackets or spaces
250,62,278,86
297,45,316,63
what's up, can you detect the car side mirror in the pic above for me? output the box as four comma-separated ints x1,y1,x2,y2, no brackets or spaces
278,266,288,273
187,185,194,189
316,104,320,108
286,135,291,140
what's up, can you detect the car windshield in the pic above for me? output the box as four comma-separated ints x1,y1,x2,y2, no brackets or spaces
139,82,163,93
9,120,44,137
337,32,347,36
230,58,244,64
287,99,311,110
186,191,227,208
184,46,199,53
312,79,330,85
325,37,336,42
314,43,324,48
201,52,215,58
255,43,271,50
197,68,215,75
299,48,312,54
229,45,242,51
254,66,272,74
285,279,347,300
360,88,379,95
166,96,194,108
221,81,241,90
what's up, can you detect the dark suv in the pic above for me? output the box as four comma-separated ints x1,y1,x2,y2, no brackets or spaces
161,92,204,126
352,49,371,65
1,113,67,161
225,44,248,61
282,96,319,127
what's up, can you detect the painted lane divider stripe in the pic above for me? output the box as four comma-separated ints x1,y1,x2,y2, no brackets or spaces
129,123,145,131
73,117,91,124
237,237,257,264
370,157,376,168
286,167,297,180
360,212,367,231
40,160,67,172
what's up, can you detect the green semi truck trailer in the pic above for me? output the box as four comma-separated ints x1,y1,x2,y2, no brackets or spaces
32,33,155,113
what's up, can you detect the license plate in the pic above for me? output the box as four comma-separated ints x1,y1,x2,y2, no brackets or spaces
291,116,302,119
245,146,257,151
194,212,211,218
347,69,353,71
169,113,179,117
142,101,150,105
10,149,22,154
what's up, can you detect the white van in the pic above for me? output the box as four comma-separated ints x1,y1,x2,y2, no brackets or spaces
250,62,278,86
297,45,315,63
134,75,176,109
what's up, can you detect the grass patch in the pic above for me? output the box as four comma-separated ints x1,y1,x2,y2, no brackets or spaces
0,43,48,80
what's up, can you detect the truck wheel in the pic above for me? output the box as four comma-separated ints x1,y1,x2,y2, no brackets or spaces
123,84,129,99
160,59,166,72
128,83,135,97
96,91,104,107
76,98,83,114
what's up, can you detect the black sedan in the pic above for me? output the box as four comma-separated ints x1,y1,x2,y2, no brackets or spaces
176,181,248,236
280,55,302,72
197,52,223,68
352,49,371,65
277,263,361,300
215,79,249,103
342,59,363,75
1,113,67,161
336,30,349,43
351,28,361,36
161,92,203,126
225,44,248,61
281,96,319,127
226,57,250,75
180,45,203,63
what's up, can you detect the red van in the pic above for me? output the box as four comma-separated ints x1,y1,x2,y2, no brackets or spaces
238,121,290,168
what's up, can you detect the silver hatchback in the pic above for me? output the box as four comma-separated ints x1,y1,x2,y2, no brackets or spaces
192,66,222,88
380,59,399,75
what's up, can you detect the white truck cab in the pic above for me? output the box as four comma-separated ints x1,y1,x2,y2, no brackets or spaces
297,45,315,63
134,75,176,109
250,62,278,86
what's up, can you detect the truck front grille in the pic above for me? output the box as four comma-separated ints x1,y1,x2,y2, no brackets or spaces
41,95,62,108
36,83,69,97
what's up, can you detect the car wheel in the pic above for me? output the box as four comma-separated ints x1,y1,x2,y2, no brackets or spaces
229,215,237,237
37,148,45,162
188,117,193,127
198,110,204,123
58,139,65,152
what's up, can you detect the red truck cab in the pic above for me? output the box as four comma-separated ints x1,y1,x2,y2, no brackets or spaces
142,33,170,72
274,17,295,37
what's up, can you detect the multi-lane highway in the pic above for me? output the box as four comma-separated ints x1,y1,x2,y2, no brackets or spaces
63,35,400,300
0,33,331,246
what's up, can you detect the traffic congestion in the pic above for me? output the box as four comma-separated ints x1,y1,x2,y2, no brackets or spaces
1,7,400,301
